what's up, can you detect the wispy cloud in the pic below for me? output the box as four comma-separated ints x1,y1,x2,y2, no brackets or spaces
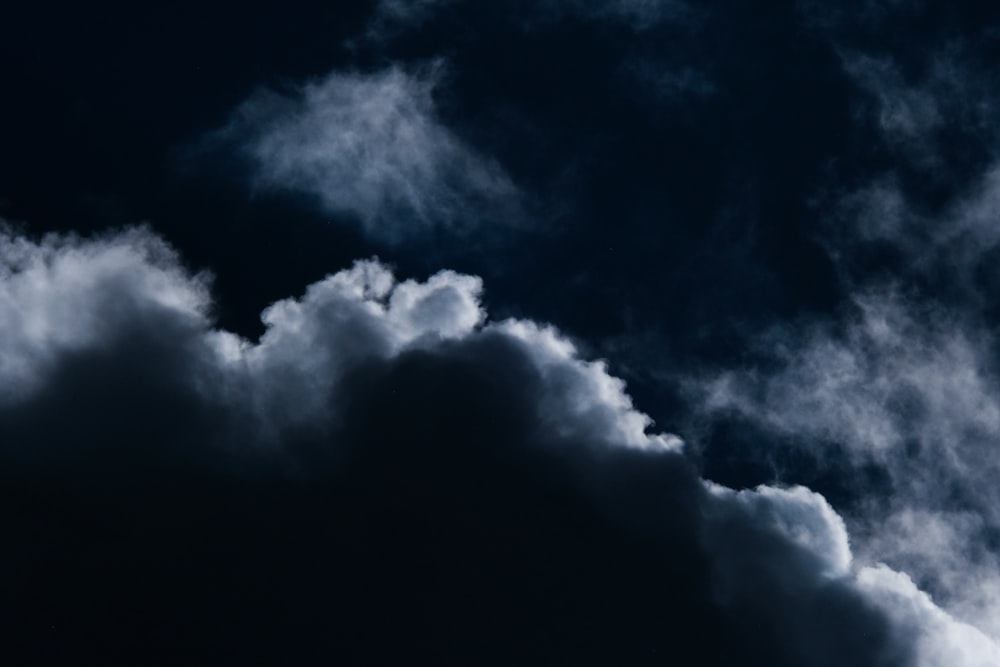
216,65,521,244
838,45,998,171
682,44,1000,651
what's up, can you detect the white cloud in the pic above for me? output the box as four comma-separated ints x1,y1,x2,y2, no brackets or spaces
0,226,212,404
706,483,852,578
857,509,1000,639
706,481,1000,667
221,65,520,243
0,225,673,455
700,291,1000,461
497,319,681,451
859,565,1000,667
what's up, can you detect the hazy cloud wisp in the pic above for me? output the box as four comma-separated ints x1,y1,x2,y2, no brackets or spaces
219,66,521,244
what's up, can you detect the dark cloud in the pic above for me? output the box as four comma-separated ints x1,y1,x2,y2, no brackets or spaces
0,226,940,666
6,1,1000,664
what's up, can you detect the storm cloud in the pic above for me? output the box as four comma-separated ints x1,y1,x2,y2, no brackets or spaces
5,2,999,665
0,224,985,665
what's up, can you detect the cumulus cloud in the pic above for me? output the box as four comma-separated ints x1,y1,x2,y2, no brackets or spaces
0,224,666,453
0,223,987,665
217,65,521,244
0,226,212,405
859,565,1000,667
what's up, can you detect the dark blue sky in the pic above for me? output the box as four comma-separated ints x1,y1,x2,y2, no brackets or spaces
3,1,1000,664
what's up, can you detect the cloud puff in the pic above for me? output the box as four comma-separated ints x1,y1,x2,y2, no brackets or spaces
0,224,987,665
218,65,521,243
0,226,212,405
0,224,665,453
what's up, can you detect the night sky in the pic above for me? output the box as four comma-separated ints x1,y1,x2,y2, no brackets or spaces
3,1,1000,665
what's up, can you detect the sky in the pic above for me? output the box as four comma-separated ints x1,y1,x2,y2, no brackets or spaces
3,1,1000,665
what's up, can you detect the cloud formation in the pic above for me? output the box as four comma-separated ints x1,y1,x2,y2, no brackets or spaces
840,47,996,156
0,224,987,665
682,37,1000,655
218,65,520,244
692,287,1000,629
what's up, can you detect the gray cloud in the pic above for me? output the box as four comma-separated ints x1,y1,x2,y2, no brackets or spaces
829,165,1000,298
698,291,1000,462
0,223,674,455
838,46,998,171
218,65,521,244
841,53,943,151
0,223,988,665
858,565,1000,667
682,44,1000,652
690,286,1000,647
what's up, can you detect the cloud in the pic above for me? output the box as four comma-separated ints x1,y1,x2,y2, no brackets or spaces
680,44,1000,644
0,223,987,665
837,45,998,172
826,164,1000,309
0,226,212,405
690,285,1000,635
859,565,1000,667
702,483,903,667
698,291,1000,461
841,52,943,148
0,222,681,469
688,141,1000,643
216,65,521,244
